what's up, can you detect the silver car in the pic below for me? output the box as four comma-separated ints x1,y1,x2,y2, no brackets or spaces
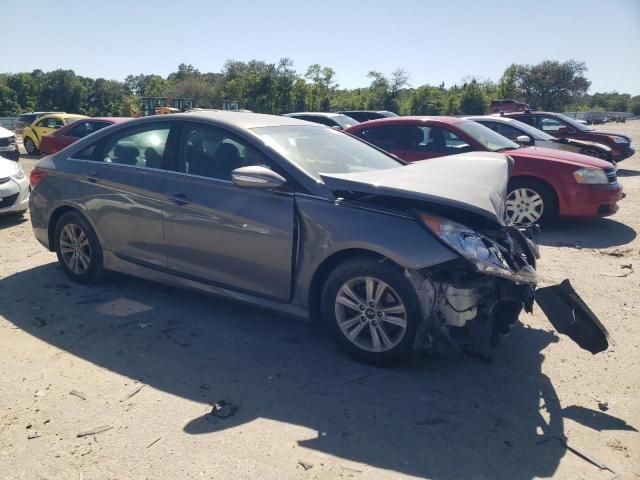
29,111,543,365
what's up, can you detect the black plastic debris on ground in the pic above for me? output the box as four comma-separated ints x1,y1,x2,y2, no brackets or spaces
535,279,610,354
210,400,238,419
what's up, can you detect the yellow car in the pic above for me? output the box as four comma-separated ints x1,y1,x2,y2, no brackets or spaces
23,113,88,155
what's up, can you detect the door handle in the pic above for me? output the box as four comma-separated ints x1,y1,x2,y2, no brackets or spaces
167,192,189,205
86,172,99,183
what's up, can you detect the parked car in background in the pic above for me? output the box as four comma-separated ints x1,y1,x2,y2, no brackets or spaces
346,116,623,226
29,111,544,365
338,110,399,122
15,112,62,135
490,99,528,113
282,112,359,130
0,155,29,216
39,117,131,155
466,115,613,162
502,111,635,162
22,113,88,155
0,126,20,160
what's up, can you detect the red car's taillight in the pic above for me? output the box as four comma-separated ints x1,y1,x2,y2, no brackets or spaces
29,168,47,187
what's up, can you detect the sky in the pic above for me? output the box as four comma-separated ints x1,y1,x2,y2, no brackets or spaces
3,0,640,94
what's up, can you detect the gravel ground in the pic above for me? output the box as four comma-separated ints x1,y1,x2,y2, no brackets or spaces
1,123,639,480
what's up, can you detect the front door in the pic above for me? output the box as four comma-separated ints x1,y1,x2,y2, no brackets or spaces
162,122,295,301
400,125,474,162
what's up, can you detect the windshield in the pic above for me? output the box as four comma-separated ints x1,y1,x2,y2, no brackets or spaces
457,120,519,152
331,114,360,128
556,113,591,132
252,125,403,178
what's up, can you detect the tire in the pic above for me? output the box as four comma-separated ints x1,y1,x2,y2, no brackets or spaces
24,136,39,155
320,257,423,366
54,211,104,284
506,179,558,226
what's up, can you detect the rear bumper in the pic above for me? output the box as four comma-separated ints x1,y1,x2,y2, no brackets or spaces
559,182,624,218
0,176,30,214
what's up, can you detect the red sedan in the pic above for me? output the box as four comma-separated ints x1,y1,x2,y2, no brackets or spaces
39,117,130,155
345,117,623,225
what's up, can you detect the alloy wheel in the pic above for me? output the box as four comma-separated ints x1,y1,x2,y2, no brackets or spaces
59,223,92,275
24,138,36,155
506,187,544,225
334,276,408,353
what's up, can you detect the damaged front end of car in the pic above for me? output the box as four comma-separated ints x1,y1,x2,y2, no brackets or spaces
406,213,540,360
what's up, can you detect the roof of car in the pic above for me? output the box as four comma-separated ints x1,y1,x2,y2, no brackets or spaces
347,116,465,128
85,117,131,123
38,113,88,120
174,111,318,129
284,112,345,118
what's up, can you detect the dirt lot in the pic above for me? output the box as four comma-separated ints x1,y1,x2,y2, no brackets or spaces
1,123,639,480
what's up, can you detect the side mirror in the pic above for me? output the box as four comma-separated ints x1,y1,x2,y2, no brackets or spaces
231,165,287,189
516,135,531,144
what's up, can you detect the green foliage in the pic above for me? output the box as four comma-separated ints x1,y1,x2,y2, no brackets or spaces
0,60,635,118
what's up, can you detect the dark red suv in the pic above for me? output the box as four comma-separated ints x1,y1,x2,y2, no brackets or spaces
490,99,528,113
502,111,634,162
345,117,623,226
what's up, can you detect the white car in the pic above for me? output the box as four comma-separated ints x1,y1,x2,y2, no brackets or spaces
0,125,20,160
0,156,29,215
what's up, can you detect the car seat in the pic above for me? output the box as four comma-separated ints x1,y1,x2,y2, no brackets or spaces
144,148,162,169
113,144,139,165
210,143,243,180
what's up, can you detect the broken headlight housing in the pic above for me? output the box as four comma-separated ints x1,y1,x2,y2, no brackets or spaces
418,213,537,285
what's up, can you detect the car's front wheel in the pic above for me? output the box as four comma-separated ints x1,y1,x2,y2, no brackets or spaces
506,179,558,226
24,137,38,155
54,211,104,284
321,257,422,365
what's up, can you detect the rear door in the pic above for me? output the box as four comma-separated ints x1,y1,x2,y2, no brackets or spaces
162,121,295,301
33,117,64,144
73,121,173,268
400,125,474,162
352,125,406,157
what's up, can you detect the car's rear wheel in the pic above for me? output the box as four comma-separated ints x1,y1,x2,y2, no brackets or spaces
506,179,558,226
321,257,422,366
24,137,38,155
54,211,104,284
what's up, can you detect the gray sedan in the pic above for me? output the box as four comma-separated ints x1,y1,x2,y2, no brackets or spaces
29,111,540,365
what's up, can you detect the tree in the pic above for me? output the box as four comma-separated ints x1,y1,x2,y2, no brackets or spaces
497,64,519,99
406,85,445,115
514,60,591,110
458,79,486,114
304,64,337,111
38,70,85,112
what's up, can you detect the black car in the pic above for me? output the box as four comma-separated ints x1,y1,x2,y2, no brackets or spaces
339,110,398,122
14,111,62,135
283,112,359,130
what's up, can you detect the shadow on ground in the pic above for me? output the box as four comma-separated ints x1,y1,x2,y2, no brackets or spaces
1,263,635,479
0,212,28,230
538,217,636,249
616,168,640,178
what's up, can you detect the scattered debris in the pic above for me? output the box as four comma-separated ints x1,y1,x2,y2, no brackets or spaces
621,264,633,270
596,248,632,257
210,400,238,419
70,390,87,401
606,439,627,452
146,437,162,449
80,447,92,456
76,425,113,438
601,265,634,278
298,460,314,471
34,316,47,327
26,424,32,430
137,322,154,329
27,433,41,440
598,401,609,412
121,384,145,402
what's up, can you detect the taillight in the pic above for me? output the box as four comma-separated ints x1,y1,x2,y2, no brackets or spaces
29,168,47,187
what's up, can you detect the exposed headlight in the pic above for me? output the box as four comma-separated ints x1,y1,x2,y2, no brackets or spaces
609,135,628,144
418,213,537,285
573,167,608,184
11,164,25,180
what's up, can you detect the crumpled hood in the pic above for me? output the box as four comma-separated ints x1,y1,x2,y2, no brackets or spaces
0,126,15,139
321,152,511,225
563,138,612,152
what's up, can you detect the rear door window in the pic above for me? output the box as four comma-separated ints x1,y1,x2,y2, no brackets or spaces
103,124,171,169
68,121,111,139
355,125,404,150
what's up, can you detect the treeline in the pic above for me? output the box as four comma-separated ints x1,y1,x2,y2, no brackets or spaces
1,59,639,117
